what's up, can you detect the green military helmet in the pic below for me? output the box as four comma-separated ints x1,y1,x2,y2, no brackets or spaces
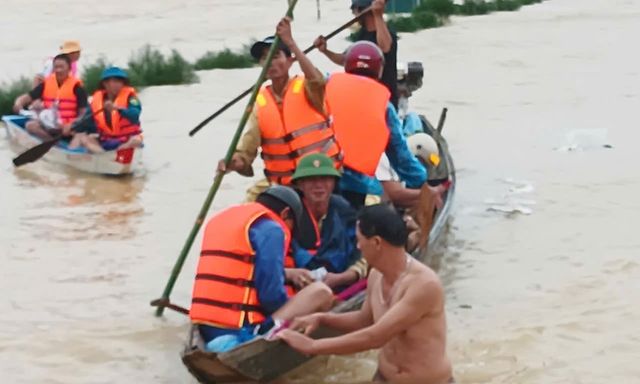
291,153,342,182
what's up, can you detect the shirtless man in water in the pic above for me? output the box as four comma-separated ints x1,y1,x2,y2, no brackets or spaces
277,204,453,383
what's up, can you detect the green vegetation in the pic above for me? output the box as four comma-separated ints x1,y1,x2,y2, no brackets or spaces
194,48,254,70
127,45,198,87
0,77,32,117
457,0,493,15
495,0,522,11
387,0,545,32
81,57,111,95
415,0,456,17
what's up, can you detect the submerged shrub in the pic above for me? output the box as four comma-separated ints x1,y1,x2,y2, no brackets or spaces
387,16,420,33
81,58,111,95
0,77,32,117
415,0,456,18
412,11,442,28
520,0,543,4
194,49,254,70
495,0,522,11
127,45,198,87
456,0,492,15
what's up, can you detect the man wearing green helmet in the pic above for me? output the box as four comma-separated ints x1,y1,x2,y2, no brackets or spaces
288,153,366,291
70,66,143,152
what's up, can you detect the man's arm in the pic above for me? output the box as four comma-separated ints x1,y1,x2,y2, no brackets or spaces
384,103,427,188
13,94,33,113
382,180,420,208
218,111,260,176
315,273,375,332
310,277,438,355
277,17,327,115
13,83,43,113
118,95,142,124
278,17,323,84
250,218,289,315
371,0,393,53
314,36,345,66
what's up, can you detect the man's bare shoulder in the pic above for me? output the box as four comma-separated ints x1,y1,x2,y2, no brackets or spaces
405,262,444,304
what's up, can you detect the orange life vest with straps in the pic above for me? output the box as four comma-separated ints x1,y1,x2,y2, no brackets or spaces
325,72,390,176
90,87,141,140
190,203,295,329
42,75,81,124
256,76,343,185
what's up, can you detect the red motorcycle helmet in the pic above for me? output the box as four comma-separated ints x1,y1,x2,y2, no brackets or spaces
344,41,385,79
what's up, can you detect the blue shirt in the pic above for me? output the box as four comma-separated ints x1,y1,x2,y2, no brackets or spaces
198,217,289,342
339,102,427,194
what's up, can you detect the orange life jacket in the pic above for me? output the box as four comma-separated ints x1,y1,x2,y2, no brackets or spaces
90,87,141,139
42,75,81,124
190,203,294,329
325,72,390,176
256,76,342,185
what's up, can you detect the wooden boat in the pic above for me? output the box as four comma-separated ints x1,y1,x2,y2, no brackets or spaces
181,113,456,383
2,115,143,175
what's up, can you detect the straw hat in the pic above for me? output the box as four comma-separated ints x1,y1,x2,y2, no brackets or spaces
60,40,81,54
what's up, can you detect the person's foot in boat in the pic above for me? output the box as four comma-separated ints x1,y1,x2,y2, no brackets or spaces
116,134,143,150
289,153,365,291
277,204,454,384
188,186,333,353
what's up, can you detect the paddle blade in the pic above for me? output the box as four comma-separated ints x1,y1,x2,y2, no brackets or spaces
12,137,60,167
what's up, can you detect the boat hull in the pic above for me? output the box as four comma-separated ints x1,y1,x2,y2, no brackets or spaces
2,115,143,175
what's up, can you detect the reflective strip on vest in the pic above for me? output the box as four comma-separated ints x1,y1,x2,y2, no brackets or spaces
190,203,292,329
90,86,141,139
257,76,343,185
325,73,390,176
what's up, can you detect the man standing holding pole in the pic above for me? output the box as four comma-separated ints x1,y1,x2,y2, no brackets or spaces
315,0,399,108
217,16,342,198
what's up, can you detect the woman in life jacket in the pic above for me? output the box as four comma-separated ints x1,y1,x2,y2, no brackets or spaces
70,67,143,153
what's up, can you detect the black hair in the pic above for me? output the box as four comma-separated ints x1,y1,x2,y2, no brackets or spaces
357,204,407,247
53,53,71,67
256,194,290,218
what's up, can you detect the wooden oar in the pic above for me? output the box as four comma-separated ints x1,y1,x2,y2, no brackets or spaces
12,108,104,167
187,6,373,137
153,0,301,317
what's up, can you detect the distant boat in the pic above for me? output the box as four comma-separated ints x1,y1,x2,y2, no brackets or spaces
2,115,143,176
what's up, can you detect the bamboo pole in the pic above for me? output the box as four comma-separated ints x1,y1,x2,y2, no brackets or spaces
153,0,300,317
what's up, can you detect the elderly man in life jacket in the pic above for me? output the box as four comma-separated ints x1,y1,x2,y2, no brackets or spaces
13,54,89,141
324,41,427,209
288,153,365,291
70,67,143,152
190,185,334,353
217,16,342,200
